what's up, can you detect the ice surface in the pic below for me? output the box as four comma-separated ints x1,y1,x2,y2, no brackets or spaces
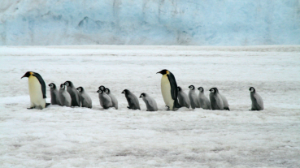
0,0,300,45
0,45,300,167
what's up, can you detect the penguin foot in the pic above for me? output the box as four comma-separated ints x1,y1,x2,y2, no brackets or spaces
46,103,51,108
224,107,230,111
27,106,35,109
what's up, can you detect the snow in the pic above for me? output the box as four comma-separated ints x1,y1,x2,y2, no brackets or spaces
1,0,300,45
0,45,300,167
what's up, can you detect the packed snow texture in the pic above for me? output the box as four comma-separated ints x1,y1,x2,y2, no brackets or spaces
0,45,300,167
0,0,300,46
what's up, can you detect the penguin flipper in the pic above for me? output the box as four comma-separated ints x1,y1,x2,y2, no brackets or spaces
224,107,230,111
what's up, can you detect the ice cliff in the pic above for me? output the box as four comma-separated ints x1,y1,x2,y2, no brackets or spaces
0,0,299,45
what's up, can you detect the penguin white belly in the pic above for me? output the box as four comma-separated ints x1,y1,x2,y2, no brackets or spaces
28,76,45,108
161,75,174,110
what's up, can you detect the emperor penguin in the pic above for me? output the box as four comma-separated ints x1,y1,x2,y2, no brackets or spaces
249,87,264,111
99,85,106,92
177,86,190,108
21,71,49,109
122,89,140,110
197,87,211,110
188,85,201,109
156,69,181,110
64,81,80,107
97,88,113,109
209,87,230,110
48,83,59,105
77,86,92,108
105,88,118,109
139,93,158,111
58,84,71,107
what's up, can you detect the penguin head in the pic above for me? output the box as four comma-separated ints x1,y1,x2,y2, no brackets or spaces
139,93,146,98
249,87,256,93
198,87,204,92
156,69,170,75
48,83,56,89
122,89,129,95
209,87,218,93
105,88,110,94
188,85,195,90
60,84,66,90
77,87,84,93
177,86,182,92
64,81,73,87
21,71,34,79
99,85,106,91
97,89,103,94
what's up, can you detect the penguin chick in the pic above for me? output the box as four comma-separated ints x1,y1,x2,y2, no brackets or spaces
64,81,80,107
105,88,118,109
21,71,49,109
99,85,106,91
48,83,59,105
97,89,113,109
188,85,201,109
139,93,158,111
77,86,92,108
156,69,181,110
58,84,71,107
249,87,264,111
209,87,224,110
197,87,211,110
122,89,140,110
177,86,190,108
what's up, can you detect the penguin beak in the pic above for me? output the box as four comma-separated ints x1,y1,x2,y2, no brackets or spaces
122,91,124,94
139,95,142,98
21,75,25,79
156,71,162,74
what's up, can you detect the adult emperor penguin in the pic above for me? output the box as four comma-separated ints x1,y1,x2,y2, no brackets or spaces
21,71,49,109
209,87,230,110
177,86,190,108
249,87,264,111
64,81,80,107
139,93,158,111
122,89,140,110
97,88,113,109
105,88,118,109
77,86,92,108
48,83,59,105
197,87,211,110
58,84,71,107
188,85,201,109
156,69,181,110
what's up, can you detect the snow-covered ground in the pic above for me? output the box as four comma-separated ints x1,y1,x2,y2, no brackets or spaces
0,45,300,167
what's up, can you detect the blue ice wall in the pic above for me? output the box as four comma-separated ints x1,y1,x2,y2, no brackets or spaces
0,0,299,45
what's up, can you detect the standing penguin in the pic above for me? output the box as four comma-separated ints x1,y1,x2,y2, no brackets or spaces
197,87,211,110
209,87,230,110
105,88,118,109
97,89,113,109
157,69,181,110
122,89,140,110
249,87,264,111
77,86,92,108
177,86,190,108
64,81,80,107
21,71,49,109
48,83,59,105
139,93,158,111
58,84,71,107
99,85,106,92
188,85,201,109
